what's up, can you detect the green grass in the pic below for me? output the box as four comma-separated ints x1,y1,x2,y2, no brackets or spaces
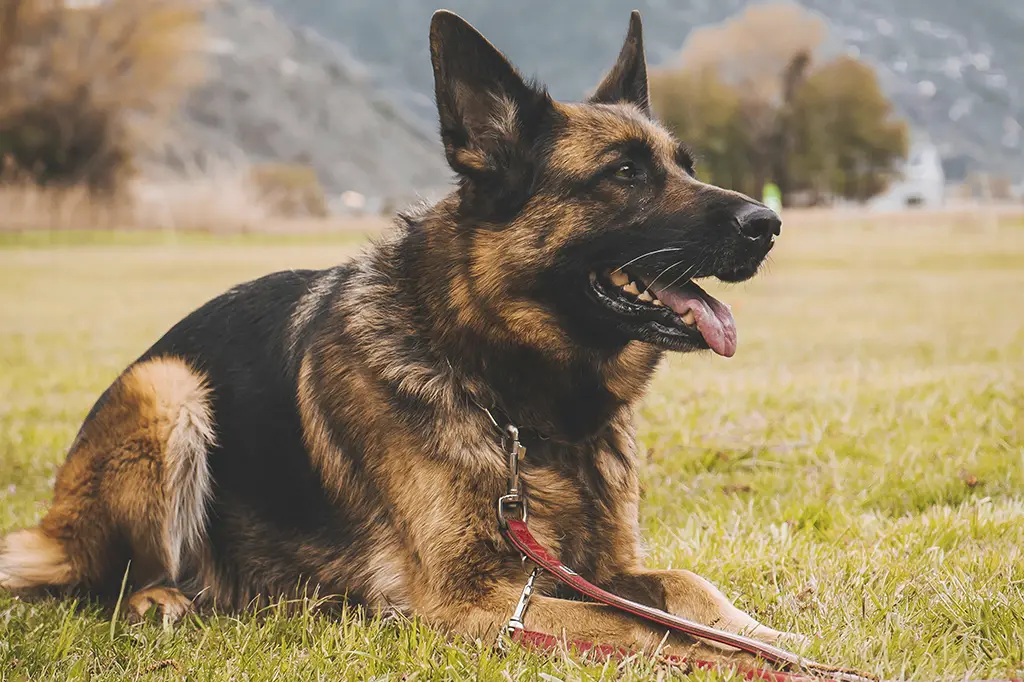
1,218,1023,681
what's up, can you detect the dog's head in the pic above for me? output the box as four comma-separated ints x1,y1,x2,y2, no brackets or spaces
428,10,779,359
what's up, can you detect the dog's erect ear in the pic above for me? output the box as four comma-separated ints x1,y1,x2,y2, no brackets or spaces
429,10,552,178
589,11,650,115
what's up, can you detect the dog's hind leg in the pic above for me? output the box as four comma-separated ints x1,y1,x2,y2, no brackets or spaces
0,357,215,624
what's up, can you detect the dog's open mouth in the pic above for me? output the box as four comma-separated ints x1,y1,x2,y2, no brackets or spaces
589,268,737,357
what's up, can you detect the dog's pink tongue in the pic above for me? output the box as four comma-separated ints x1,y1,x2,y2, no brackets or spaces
650,281,737,357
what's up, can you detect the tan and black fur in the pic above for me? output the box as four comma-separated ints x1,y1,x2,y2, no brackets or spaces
0,10,797,661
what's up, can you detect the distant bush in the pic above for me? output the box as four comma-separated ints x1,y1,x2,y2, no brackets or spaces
246,163,328,218
0,0,205,195
651,1,908,206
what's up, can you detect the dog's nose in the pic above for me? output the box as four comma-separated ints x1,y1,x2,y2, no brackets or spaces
734,204,782,243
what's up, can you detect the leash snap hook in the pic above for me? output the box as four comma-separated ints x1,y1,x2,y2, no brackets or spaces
505,565,539,638
496,424,528,528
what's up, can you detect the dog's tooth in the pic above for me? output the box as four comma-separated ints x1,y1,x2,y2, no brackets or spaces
638,290,654,302
681,310,696,326
652,298,664,307
609,270,629,287
623,281,640,296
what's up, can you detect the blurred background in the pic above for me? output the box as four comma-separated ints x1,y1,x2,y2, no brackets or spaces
1,0,1023,231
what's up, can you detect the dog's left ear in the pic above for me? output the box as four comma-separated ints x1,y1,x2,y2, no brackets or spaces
429,10,552,180
589,11,650,116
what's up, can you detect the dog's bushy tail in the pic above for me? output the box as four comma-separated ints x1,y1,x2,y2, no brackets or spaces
0,527,74,591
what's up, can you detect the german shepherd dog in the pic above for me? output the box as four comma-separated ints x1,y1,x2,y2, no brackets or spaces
0,10,795,662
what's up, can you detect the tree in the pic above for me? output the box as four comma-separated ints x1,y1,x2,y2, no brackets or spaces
651,67,755,195
650,1,908,205
0,0,205,194
790,56,908,202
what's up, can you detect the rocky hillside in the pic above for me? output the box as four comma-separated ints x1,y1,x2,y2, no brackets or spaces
265,0,1024,183
150,0,454,208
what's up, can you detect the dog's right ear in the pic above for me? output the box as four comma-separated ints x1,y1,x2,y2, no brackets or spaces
589,11,650,116
429,10,552,179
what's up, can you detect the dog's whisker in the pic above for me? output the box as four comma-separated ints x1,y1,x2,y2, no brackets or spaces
612,247,684,275
658,256,708,291
642,259,687,292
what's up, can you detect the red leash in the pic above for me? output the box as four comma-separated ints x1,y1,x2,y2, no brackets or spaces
489,422,1019,682
500,517,872,682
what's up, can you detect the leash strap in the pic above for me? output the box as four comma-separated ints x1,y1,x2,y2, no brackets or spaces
500,518,873,682
487,418,1018,682
499,518,1021,682
490,422,861,679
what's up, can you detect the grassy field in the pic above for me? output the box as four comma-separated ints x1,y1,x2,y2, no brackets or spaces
0,215,1022,681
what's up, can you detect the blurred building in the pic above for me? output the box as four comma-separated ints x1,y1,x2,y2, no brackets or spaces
868,136,946,209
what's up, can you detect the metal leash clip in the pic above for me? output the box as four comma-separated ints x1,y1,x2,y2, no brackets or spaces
493,422,537,642
496,424,527,528
505,565,539,637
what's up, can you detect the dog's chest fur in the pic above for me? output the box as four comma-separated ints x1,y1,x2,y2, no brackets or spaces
296,357,645,610
283,257,648,609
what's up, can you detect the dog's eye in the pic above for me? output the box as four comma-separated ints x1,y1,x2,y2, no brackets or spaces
612,161,642,183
